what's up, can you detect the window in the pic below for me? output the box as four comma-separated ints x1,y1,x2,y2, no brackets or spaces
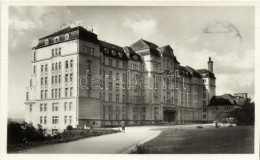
52,129,58,135
65,61,69,69
45,77,48,85
40,116,43,124
59,75,61,83
58,88,61,97
64,116,67,124
65,74,68,82
70,73,73,82
33,50,36,61
69,102,72,111
45,39,49,45
84,46,95,55
109,106,112,112
116,106,119,112
70,60,73,68
122,95,126,102
116,61,119,68
55,75,58,84
109,94,112,102
52,49,54,56
41,65,44,72
65,34,69,40
40,104,43,112
65,88,68,97
123,62,126,69
52,116,59,124
52,76,54,84
44,116,47,124
53,37,60,43
29,105,32,112
41,78,43,85
45,64,48,72
33,66,36,74
30,79,33,87
41,90,44,99
116,95,119,102
203,114,206,118
109,59,112,66
64,102,67,111
70,87,73,96
69,116,72,124
52,103,59,111
52,63,55,71
45,90,47,99
109,82,112,91
44,103,47,111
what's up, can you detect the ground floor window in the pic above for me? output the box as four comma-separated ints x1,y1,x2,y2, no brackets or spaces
52,129,59,135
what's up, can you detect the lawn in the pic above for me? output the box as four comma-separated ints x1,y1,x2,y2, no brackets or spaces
133,125,254,154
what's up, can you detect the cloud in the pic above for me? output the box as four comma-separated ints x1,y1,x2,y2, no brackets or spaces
123,15,158,38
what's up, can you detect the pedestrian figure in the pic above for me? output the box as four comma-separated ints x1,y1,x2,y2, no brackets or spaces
121,121,125,133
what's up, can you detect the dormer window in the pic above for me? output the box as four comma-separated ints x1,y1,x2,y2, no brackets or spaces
53,36,60,43
45,39,49,45
65,34,70,40
118,52,123,58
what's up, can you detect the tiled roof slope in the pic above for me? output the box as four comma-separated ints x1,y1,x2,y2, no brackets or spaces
197,69,216,79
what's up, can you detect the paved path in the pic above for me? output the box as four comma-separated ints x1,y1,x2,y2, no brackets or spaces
19,126,163,154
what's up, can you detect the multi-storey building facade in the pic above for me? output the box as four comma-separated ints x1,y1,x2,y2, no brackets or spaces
25,25,216,135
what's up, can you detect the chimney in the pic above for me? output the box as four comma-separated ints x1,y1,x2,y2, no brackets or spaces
208,57,213,73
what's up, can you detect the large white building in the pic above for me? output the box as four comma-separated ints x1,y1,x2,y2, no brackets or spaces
25,24,216,135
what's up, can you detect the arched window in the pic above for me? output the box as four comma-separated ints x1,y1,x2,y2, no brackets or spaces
65,61,69,69
41,65,44,72
70,60,73,68
45,64,48,72
52,63,55,71
55,63,58,70
59,62,61,70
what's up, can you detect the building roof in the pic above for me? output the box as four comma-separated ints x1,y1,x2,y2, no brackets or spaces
209,94,237,106
157,45,179,63
185,66,202,78
35,26,98,49
179,66,192,77
197,69,216,79
130,39,158,50
99,40,129,61
123,46,143,61
208,94,247,106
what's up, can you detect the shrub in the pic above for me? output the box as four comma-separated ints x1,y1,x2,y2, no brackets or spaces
196,126,203,129
66,125,73,130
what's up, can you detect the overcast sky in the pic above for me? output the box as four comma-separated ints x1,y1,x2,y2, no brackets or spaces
8,6,254,119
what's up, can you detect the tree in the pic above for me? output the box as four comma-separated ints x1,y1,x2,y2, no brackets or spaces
229,98,254,125
7,122,24,144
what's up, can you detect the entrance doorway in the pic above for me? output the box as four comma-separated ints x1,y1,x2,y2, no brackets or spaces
163,110,176,123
